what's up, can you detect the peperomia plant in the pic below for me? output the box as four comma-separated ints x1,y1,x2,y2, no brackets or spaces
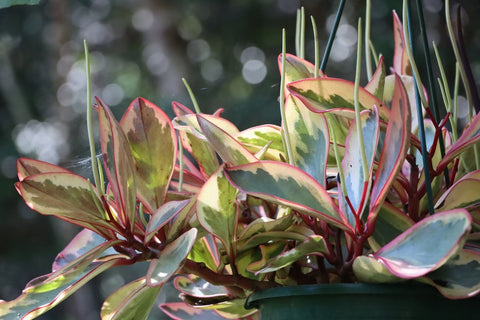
2,0,480,319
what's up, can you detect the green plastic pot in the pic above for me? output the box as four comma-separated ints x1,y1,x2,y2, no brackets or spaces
245,283,480,320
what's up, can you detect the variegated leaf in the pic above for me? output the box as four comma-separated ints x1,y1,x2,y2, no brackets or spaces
197,115,258,165
235,124,284,161
287,77,390,121
422,249,480,299
53,228,119,272
254,235,327,274
285,95,329,187
225,161,352,232
341,107,379,228
17,157,70,181
16,172,110,235
0,240,123,319
392,10,412,76
369,74,411,222
196,166,239,256
147,228,198,287
373,209,472,279
96,97,137,231
100,277,161,320
120,97,176,213
144,199,191,244
364,56,386,101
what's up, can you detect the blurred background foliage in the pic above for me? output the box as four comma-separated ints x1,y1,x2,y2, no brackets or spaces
0,0,479,319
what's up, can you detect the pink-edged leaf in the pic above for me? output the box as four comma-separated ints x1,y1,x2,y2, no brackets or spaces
196,166,239,257
423,249,480,299
392,10,411,76
17,157,70,181
172,101,194,117
100,277,161,320
0,240,124,319
144,199,190,245
341,107,380,228
278,53,325,93
285,95,329,187
188,235,220,271
353,255,405,283
16,172,110,235
120,97,177,213
439,111,480,169
369,74,411,222
368,202,414,252
197,114,258,165
96,97,137,231
174,276,229,298
146,228,198,287
53,229,119,272
365,56,386,100
235,124,284,161
436,179,480,211
160,302,227,320
254,235,328,274
225,161,352,232
373,209,472,279
384,74,426,134
287,77,390,121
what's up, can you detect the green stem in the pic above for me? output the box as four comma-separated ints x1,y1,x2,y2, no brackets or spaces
182,78,202,114
354,18,369,181
280,29,293,165
365,0,372,80
84,40,103,196
177,135,184,192
311,16,320,78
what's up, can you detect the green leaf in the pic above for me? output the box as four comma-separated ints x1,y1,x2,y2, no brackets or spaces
236,125,284,161
196,166,239,257
17,157,70,181
422,249,480,299
225,161,351,232
373,209,472,279
285,95,329,187
16,172,110,235
0,0,39,9
197,115,258,165
0,240,123,319
255,235,328,274
287,77,390,121
96,97,137,231
144,199,191,244
147,228,197,287
100,277,161,320
120,97,176,213
369,74,411,221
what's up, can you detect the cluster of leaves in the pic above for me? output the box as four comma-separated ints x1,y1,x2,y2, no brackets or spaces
2,4,480,320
